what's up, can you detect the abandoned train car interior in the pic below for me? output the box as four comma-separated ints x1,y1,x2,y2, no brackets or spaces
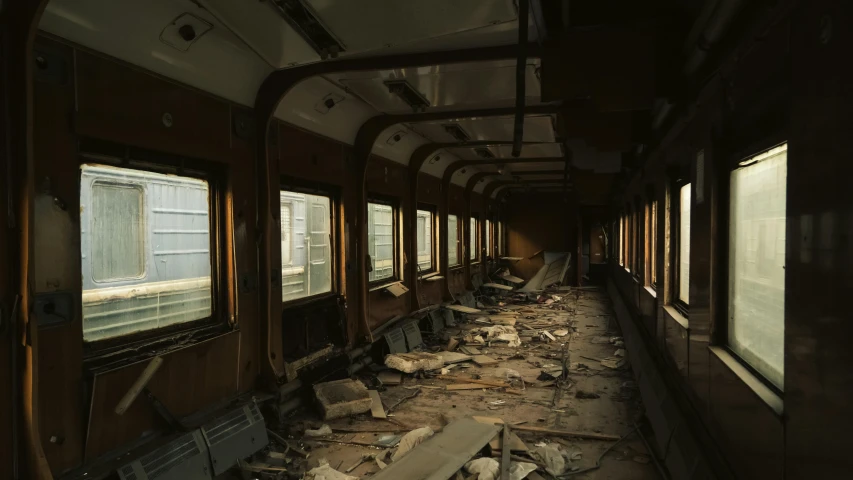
1,0,850,479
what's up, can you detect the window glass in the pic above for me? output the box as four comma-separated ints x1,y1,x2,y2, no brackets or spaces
368,202,395,282
280,190,333,302
728,143,787,388
81,165,211,342
469,216,478,261
416,209,433,273
678,184,691,304
651,199,658,286
448,214,459,267
619,214,624,266
485,219,492,258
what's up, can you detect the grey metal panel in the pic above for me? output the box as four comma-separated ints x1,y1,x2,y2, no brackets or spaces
117,430,212,480
401,321,423,349
202,403,268,476
384,328,407,354
428,310,445,333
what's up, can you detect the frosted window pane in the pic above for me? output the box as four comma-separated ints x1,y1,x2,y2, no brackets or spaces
651,201,657,285
281,203,293,266
485,219,491,257
92,183,144,281
448,215,459,266
679,184,691,304
417,209,433,272
81,165,211,342
368,202,395,282
728,143,787,389
470,217,478,260
280,190,333,302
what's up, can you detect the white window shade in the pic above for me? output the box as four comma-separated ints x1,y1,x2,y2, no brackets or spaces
368,202,395,282
728,143,787,389
448,215,459,267
416,209,433,272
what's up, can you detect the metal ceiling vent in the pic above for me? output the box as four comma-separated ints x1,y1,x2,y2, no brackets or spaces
475,148,495,159
442,124,470,143
271,0,345,59
201,402,268,476
117,431,212,480
384,80,430,112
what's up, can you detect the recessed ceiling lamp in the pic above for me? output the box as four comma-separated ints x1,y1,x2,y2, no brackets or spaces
384,80,430,112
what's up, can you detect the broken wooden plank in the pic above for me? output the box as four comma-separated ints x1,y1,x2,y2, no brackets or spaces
471,355,499,366
371,417,500,480
446,305,481,314
446,383,491,391
459,345,482,355
501,274,525,284
435,351,473,365
500,425,511,480
378,370,403,385
488,429,529,453
483,282,514,291
488,316,517,326
443,376,510,388
511,424,621,441
446,337,460,351
368,390,387,419
542,330,557,341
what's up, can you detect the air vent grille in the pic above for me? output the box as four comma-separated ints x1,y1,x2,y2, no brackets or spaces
475,148,495,159
384,80,430,112
270,0,345,59
139,433,201,479
203,407,251,446
119,465,138,480
442,124,470,143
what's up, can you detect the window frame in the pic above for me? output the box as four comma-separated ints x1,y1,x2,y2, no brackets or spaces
671,178,691,316
279,180,340,307
367,195,400,286
633,196,642,279
718,140,789,394
416,203,438,275
78,143,228,357
469,214,480,264
484,218,492,260
644,188,657,288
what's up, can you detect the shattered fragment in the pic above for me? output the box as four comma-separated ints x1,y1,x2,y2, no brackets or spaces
385,352,443,373
305,424,333,437
391,426,435,461
306,459,358,480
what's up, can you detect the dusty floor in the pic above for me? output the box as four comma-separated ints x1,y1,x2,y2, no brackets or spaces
265,287,662,479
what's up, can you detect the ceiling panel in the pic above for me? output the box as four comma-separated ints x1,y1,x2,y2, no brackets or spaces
447,142,563,160
329,61,540,113
411,114,554,143
305,0,519,53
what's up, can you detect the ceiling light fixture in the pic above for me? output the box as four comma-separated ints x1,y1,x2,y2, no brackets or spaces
384,79,430,112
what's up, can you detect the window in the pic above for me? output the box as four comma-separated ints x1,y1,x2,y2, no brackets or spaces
497,221,505,256
485,219,492,259
80,165,212,342
416,209,434,273
651,198,658,287
368,201,396,282
469,216,479,262
619,213,625,266
280,190,333,302
633,200,641,274
676,183,691,306
728,143,787,389
448,214,460,267
644,193,657,287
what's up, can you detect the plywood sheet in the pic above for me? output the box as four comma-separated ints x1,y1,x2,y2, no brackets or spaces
472,355,499,366
446,305,481,314
371,418,500,480
84,332,240,460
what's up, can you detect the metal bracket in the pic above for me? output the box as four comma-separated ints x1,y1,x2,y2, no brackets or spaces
232,111,255,141
33,292,74,326
33,48,68,84
238,272,258,294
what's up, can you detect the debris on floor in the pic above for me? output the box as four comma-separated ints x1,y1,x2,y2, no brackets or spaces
256,286,660,480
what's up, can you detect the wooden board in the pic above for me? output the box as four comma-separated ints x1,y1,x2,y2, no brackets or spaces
459,346,482,355
483,283,514,291
472,355,499,366
435,351,473,365
501,274,525,284
446,383,492,391
368,390,387,419
371,418,500,480
446,305,481,313
488,316,517,326
378,370,403,385
489,429,529,452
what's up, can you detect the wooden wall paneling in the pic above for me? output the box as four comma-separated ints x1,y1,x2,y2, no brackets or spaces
73,51,232,163
506,192,578,282
230,108,260,393
278,123,346,185
84,332,240,461
32,37,85,476
787,0,853,476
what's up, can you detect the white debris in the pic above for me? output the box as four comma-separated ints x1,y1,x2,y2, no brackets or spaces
532,444,566,476
464,457,499,480
391,426,434,461
385,352,443,373
304,424,333,437
306,459,358,480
